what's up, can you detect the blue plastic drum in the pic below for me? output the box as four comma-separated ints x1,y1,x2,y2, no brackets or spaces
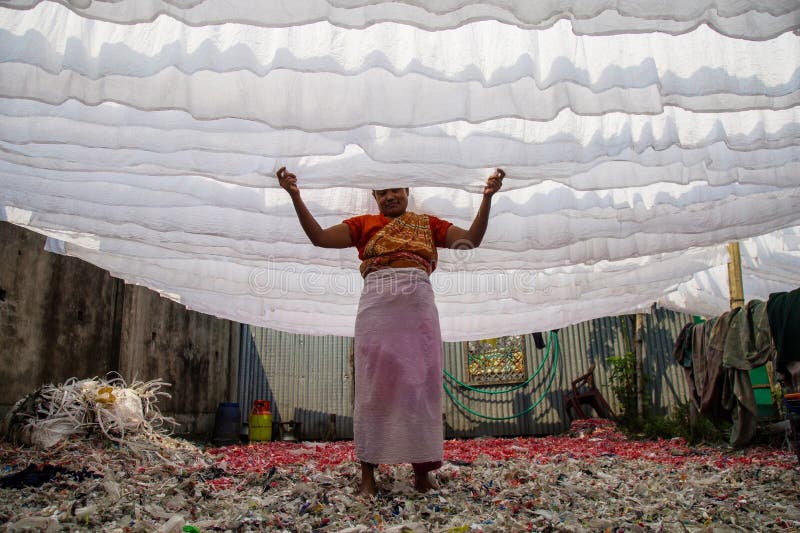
212,402,241,445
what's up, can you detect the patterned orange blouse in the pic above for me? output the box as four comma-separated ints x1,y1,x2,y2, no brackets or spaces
343,212,452,277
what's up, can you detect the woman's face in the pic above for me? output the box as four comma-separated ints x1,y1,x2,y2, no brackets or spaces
372,188,409,218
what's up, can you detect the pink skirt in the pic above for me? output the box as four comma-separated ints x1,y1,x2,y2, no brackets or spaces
353,268,444,465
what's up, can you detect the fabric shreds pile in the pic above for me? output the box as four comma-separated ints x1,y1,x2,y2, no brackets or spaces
1,419,798,532
1,375,184,458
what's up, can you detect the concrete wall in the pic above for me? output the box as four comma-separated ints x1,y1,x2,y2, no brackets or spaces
0,222,238,437
0,222,122,401
118,285,239,435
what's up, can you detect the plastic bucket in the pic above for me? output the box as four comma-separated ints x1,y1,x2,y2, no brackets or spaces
249,400,272,442
212,402,241,445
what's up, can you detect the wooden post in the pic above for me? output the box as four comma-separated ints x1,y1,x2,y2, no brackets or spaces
727,241,745,310
635,313,645,418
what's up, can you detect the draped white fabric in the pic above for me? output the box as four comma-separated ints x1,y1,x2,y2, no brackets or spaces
1,1,798,340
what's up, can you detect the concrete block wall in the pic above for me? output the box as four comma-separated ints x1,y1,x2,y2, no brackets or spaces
0,222,238,437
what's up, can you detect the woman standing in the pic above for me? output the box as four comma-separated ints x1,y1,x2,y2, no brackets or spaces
276,168,504,494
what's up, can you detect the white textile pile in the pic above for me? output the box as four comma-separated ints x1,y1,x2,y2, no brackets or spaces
0,1,799,340
2,375,174,448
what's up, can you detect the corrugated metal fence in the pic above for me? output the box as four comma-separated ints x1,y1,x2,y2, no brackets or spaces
238,308,693,440
238,327,355,441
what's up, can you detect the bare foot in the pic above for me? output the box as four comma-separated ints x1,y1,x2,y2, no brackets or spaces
359,462,377,496
414,472,438,493
358,477,377,496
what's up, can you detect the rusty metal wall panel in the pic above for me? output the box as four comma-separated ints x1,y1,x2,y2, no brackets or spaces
442,334,560,437
238,326,353,441
440,310,692,437
558,315,630,419
239,309,692,440
643,308,693,415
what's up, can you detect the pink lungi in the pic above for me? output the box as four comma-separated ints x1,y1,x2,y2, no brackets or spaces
353,268,444,465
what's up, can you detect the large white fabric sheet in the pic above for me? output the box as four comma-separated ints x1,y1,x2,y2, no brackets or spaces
1,1,799,340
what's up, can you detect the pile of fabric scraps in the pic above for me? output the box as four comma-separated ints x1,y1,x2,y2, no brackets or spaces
0,375,193,463
2,419,798,532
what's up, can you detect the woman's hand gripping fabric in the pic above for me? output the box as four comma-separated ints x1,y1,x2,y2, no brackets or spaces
484,168,505,197
276,166,299,195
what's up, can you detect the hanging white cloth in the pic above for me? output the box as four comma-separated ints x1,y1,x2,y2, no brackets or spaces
1,1,799,340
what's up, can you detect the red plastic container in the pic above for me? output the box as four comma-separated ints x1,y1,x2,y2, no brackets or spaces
252,400,271,414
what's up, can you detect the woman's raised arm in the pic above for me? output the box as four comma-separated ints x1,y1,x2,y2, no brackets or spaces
277,167,353,248
444,168,504,249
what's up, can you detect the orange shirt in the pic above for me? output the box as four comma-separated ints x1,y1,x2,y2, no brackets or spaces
343,213,452,260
